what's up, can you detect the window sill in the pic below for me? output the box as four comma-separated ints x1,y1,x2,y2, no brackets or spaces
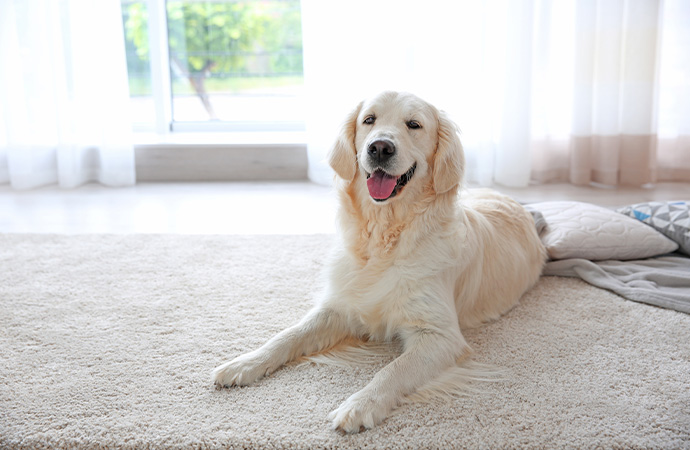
134,131,308,182
133,131,307,147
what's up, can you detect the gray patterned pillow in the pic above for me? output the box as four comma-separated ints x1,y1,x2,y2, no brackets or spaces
617,201,690,255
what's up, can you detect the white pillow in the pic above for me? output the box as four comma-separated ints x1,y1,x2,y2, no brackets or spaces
529,201,679,261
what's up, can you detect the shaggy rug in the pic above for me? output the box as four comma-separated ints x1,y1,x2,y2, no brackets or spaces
1,234,688,449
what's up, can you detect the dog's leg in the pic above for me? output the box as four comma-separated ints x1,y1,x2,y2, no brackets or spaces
328,323,467,433
212,307,349,388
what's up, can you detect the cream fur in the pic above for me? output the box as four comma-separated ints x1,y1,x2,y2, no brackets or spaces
212,91,546,434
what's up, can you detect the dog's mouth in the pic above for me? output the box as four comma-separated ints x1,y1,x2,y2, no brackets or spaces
365,163,417,202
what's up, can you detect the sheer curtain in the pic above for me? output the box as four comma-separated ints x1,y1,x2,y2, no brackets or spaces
302,0,690,188
0,0,135,190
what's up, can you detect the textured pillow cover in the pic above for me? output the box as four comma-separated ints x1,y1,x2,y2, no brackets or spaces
617,201,690,255
529,201,679,261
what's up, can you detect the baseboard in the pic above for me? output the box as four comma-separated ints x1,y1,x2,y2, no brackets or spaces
135,143,308,181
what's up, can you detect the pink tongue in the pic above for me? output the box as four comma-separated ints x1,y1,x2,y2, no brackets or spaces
367,170,398,200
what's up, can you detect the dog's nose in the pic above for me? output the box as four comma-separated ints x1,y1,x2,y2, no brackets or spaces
367,140,396,164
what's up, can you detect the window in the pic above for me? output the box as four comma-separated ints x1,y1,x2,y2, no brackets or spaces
121,0,304,133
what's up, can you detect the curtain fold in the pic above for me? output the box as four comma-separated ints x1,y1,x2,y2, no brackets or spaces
533,0,662,186
0,0,135,190
302,0,689,188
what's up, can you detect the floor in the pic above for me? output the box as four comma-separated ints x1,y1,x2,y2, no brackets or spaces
1,181,689,234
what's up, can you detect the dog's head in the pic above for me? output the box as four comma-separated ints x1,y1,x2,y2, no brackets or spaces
329,91,464,205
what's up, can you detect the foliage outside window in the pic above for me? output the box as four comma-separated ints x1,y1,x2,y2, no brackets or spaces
122,0,304,124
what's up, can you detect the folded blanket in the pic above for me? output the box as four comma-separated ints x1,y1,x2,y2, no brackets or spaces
543,256,690,314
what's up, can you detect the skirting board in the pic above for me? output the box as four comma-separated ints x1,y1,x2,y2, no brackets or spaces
135,143,308,181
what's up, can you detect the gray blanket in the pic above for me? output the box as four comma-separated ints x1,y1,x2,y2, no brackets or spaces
543,256,690,314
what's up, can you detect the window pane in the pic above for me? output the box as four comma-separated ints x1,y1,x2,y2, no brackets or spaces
121,0,156,128
166,0,304,124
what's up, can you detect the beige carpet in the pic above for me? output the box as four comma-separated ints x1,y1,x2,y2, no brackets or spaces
1,234,688,449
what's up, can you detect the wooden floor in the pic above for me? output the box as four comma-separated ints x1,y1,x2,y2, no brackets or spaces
1,181,689,234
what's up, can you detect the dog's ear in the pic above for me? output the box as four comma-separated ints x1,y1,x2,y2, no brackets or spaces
433,110,465,194
328,101,363,182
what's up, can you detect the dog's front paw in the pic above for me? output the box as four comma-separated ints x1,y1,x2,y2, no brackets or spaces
328,390,393,433
211,351,272,388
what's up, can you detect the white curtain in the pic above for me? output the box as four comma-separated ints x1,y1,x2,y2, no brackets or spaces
0,0,135,190
302,0,690,188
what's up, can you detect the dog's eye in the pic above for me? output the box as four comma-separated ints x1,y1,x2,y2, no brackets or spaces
406,120,422,129
363,116,376,125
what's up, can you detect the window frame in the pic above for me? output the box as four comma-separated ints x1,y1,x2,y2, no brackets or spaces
146,0,173,134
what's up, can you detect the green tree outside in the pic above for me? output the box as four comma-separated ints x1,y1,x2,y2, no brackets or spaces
122,0,303,120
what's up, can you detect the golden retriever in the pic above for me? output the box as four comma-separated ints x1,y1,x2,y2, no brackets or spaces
212,91,546,433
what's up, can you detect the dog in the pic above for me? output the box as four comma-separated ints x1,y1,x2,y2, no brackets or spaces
212,91,546,433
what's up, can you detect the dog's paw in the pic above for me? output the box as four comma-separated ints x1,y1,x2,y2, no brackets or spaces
211,351,271,388
328,391,393,433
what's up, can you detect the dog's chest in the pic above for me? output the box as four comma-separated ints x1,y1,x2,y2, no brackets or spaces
329,255,422,339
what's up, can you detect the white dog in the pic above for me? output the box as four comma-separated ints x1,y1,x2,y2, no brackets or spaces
212,91,546,433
